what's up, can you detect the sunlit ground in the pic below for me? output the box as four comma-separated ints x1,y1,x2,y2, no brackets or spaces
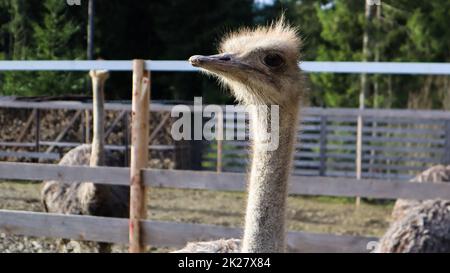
0,180,393,252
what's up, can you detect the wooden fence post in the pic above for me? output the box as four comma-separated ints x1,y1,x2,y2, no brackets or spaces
443,120,450,165
85,110,91,144
129,59,150,253
216,110,223,173
124,113,130,167
35,109,40,157
319,115,328,176
355,114,363,207
81,110,86,144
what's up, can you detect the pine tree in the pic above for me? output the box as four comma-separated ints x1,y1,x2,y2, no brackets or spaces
29,0,84,96
0,0,35,95
1,0,84,96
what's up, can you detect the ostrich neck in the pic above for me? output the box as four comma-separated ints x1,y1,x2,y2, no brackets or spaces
90,78,105,167
80,76,108,210
80,77,108,204
242,103,299,253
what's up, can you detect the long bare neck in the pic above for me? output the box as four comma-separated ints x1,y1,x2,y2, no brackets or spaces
90,77,105,167
242,103,300,253
79,73,108,209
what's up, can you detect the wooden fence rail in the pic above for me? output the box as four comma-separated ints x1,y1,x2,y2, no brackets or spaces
6,160,450,252
1,60,450,74
203,107,450,180
2,162,450,201
3,99,450,180
0,142,174,151
3,161,450,252
3,99,450,119
0,160,387,253
0,209,375,253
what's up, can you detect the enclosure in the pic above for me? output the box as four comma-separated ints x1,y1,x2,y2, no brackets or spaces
0,60,450,253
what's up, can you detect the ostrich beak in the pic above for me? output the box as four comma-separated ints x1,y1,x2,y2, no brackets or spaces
189,54,242,73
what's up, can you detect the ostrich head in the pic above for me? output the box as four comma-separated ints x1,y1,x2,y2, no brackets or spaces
189,17,303,111
89,69,110,83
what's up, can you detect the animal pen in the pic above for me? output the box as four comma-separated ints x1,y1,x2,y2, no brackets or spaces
1,60,450,252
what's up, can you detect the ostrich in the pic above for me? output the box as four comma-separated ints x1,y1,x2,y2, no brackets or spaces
175,18,304,253
41,69,129,253
376,165,450,253
391,165,450,221
376,200,450,253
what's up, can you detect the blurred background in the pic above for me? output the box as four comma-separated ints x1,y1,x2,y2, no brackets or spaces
1,0,449,109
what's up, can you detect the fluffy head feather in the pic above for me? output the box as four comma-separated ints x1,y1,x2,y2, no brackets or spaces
89,70,110,83
219,16,301,62
189,16,304,110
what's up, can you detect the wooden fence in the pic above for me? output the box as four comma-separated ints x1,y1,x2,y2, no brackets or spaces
2,60,450,253
2,103,450,252
3,161,450,252
2,99,450,180
0,99,175,164
203,108,450,180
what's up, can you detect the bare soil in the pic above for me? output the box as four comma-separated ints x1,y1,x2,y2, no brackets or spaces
0,180,393,253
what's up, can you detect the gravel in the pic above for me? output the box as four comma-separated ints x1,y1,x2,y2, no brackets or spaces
0,233,58,253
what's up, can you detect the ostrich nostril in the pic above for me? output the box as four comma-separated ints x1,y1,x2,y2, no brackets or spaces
219,55,231,61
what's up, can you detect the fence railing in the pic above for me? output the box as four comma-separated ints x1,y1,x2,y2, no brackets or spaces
204,108,450,180
3,161,450,252
0,209,375,253
2,60,450,74
0,99,175,164
3,162,450,200
3,99,450,180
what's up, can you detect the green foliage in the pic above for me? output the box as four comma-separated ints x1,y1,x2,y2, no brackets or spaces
267,0,450,109
1,0,84,96
80,0,255,101
28,0,84,96
0,0,448,109
33,0,80,60
310,0,364,107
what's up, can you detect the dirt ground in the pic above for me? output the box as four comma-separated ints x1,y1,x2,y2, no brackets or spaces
0,180,393,253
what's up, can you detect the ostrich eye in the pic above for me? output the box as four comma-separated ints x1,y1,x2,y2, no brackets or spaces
263,53,284,68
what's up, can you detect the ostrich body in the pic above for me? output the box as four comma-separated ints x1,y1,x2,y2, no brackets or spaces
42,144,128,217
176,18,304,253
376,200,450,253
376,165,450,253
391,165,450,222
41,70,129,252
174,239,242,253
